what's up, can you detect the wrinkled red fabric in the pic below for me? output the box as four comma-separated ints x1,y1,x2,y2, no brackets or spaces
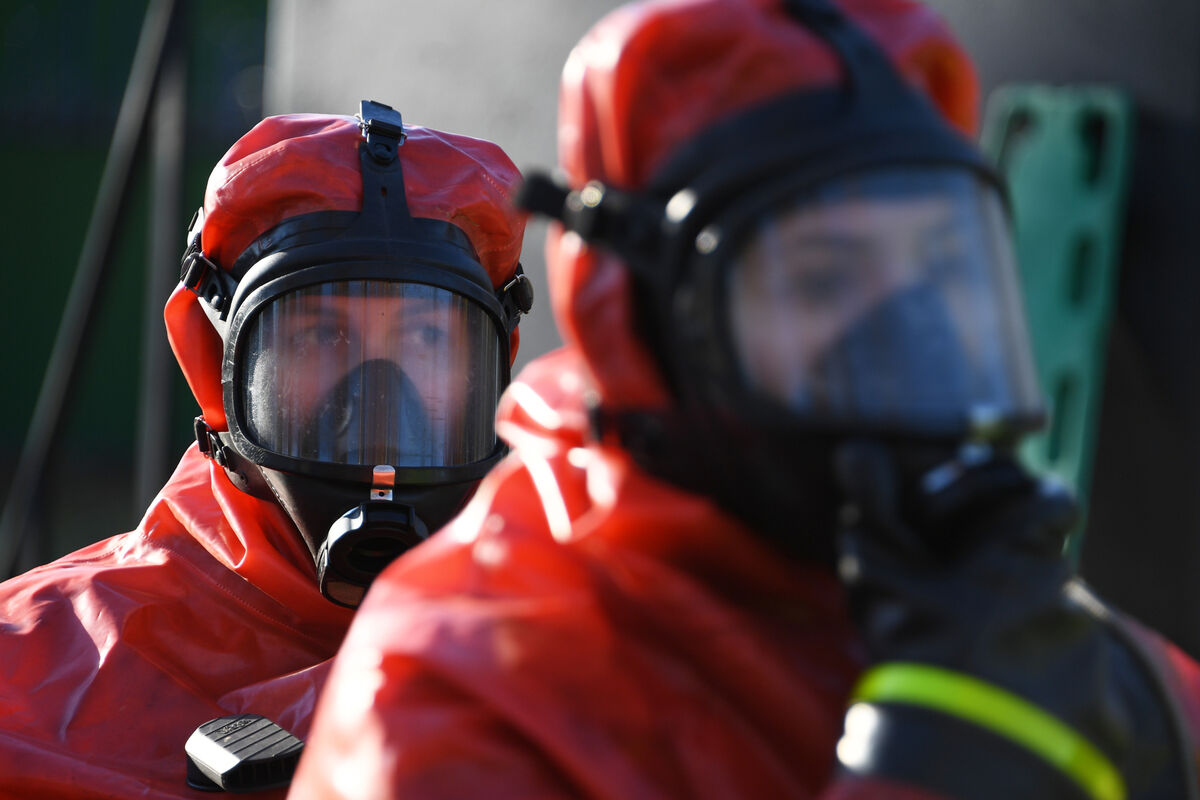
0,446,354,799
290,347,924,799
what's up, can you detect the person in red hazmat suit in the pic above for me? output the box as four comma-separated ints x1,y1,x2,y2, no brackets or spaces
289,3,1200,800
0,100,531,798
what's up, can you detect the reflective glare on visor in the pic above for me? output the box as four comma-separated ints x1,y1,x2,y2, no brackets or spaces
728,168,1042,432
238,280,503,467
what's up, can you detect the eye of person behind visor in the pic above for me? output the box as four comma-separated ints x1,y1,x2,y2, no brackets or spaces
238,280,503,467
728,167,1042,433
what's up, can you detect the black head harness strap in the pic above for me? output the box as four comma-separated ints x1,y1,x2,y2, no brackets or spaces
353,100,416,243
351,100,533,335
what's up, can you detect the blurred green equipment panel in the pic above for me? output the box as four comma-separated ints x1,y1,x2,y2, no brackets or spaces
980,86,1133,559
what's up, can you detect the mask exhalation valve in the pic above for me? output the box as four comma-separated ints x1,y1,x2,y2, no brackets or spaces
317,500,429,608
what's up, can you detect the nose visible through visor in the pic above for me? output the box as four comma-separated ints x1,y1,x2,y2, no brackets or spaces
319,358,427,465
238,279,504,469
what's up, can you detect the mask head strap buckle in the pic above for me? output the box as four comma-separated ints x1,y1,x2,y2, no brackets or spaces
356,100,407,164
497,263,535,334
350,99,418,244
180,206,236,319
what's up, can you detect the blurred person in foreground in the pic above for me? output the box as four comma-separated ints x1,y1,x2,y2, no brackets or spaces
0,101,530,798
291,3,1200,799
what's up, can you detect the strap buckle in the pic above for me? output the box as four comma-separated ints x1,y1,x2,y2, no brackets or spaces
193,417,230,468
498,263,534,334
179,208,234,319
356,100,407,164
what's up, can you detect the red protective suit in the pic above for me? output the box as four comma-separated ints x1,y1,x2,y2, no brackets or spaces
0,110,525,799
292,347,1200,800
291,0,1200,795
288,347,859,798
0,446,352,799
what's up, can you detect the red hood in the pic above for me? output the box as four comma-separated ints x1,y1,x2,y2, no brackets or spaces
547,0,980,414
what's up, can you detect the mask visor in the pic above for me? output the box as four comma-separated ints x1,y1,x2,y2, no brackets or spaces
238,280,503,467
728,167,1042,437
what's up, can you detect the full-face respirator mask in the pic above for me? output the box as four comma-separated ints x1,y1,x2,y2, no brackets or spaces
517,0,1042,558
181,101,532,606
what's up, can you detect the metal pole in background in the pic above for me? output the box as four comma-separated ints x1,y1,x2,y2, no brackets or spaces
0,0,180,577
135,1,187,511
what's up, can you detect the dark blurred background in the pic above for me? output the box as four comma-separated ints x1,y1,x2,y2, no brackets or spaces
2,0,1198,656
923,0,1200,661
0,0,269,567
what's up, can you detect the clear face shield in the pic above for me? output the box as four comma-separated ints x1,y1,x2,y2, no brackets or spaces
237,279,504,470
727,167,1042,438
